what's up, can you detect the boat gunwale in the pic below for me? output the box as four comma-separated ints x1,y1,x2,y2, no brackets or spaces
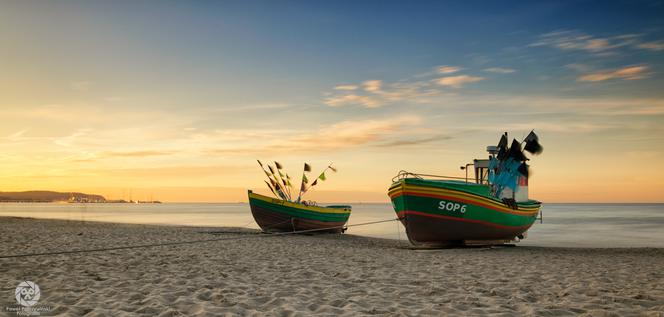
248,191,352,215
389,178,542,207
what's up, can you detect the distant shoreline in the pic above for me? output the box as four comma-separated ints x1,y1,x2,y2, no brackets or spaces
0,200,162,203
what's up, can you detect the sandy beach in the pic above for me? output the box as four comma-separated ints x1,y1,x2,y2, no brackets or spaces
1,217,663,316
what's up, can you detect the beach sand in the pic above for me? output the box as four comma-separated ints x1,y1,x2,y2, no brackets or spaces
1,217,663,316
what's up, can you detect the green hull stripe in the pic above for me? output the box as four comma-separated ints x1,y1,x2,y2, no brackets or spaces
249,197,351,222
391,194,538,227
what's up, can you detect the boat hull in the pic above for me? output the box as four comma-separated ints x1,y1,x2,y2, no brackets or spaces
248,191,351,233
388,179,540,246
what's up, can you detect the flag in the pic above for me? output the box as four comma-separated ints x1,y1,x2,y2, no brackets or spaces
304,163,311,172
275,161,283,169
318,172,326,181
523,130,543,155
257,160,264,167
302,174,309,184
508,139,527,162
311,179,318,186
300,183,306,192
282,179,287,186
497,133,509,160
329,165,337,173
268,165,275,174
279,171,285,178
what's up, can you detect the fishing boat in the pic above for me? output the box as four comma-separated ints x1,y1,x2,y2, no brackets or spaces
248,190,351,233
388,131,543,246
249,161,351,233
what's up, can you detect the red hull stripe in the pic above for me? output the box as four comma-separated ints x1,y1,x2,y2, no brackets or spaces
393,191,538,216
397,210,532,230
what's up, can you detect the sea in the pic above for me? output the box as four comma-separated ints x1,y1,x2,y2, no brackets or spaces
1,203,663,248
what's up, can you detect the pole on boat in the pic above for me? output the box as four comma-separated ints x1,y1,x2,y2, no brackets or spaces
296,163,311,203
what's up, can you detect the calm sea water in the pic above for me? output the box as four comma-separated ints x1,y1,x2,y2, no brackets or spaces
1,203,663,248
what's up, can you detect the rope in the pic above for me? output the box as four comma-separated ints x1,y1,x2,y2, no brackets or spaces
0,218,399,259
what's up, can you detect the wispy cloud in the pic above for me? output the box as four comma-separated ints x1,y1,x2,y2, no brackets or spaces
363,80,382,92
102,150,175,158
636,41,664,51
430,94,664,117
208,116,423,154
501,122,613,133
54,129,92,147
483,67,516,74
324,94,381,108
334,84,358,90
324,66,490,107
281,116,422,151
531,30,663,55
577,65,650,82
437,75,485,88
438,66,461,74
6,129,30,142
530,30,637,54
374,134,452,147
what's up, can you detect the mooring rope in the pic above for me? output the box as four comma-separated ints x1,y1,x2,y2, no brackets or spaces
0,218,400,259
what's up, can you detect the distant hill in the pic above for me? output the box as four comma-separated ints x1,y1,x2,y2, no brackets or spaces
0,191,106,203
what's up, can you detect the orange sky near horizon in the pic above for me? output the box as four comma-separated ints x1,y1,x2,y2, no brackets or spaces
1,2,663,203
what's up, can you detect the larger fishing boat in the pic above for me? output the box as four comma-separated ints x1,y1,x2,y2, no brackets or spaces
249,161,351,233
388,131,543,246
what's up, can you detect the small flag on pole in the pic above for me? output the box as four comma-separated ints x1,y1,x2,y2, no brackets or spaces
304,163,311,172
523,130,543,155
318,172,326,181
275,161,283,169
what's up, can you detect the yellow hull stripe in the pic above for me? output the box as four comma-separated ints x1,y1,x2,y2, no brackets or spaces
389,183,540,214
249,192,351,215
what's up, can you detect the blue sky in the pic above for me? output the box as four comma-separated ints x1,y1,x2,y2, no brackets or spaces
1,0,663,202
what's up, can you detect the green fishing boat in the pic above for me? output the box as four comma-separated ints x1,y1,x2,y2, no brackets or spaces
389,131,543,246
249,161,351,233
248,190,351,233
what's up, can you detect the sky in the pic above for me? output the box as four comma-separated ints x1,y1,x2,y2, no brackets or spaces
1,0,663,202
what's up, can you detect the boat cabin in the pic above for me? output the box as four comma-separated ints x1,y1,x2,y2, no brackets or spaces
466,145,530,202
